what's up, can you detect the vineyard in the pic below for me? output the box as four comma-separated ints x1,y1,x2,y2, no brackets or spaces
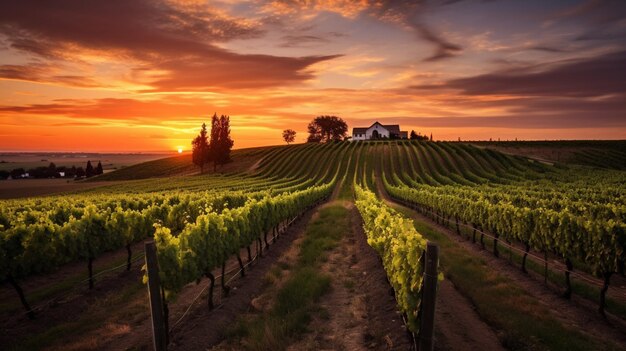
1,140,625,350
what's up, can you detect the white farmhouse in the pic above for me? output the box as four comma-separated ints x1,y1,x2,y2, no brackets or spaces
352,121,408,140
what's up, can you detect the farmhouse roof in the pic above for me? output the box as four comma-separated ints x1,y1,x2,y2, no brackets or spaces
382,124,401,135
353,127,367,133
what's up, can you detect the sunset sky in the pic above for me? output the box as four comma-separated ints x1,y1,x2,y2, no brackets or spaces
1,0,625,152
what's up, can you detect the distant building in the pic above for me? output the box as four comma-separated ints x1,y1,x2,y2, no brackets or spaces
352,121,408,140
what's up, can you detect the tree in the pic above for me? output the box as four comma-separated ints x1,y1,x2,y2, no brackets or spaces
215,114,234,170
209,113,220,171
85,161,95,178
46,162,57,178
410,130,418,140
69,165,77,178
192,123,210,173
10,168,25,179
307,115,347,143
282,129,296,144
76,167,85,178
429,133,433,141
95,161,104,175
65,165,76,178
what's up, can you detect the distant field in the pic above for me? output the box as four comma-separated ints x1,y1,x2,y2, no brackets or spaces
0,152,170,172
471,140,626,169
91,145,282,181
0,146,282,198
0,179,118,199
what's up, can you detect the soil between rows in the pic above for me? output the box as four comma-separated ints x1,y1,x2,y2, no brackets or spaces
284,201,413,351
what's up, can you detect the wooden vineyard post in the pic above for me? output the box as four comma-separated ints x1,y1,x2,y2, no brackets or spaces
419,242,439,351
145,241,167,351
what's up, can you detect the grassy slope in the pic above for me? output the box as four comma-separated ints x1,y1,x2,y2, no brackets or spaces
91,145,284,181
471,140,626,169
225,205,349,350
89,140,626,183
91,154,195,180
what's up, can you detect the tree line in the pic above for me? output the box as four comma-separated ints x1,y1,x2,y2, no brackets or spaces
192,113,234,173
410,130,432,141
0,161,104,180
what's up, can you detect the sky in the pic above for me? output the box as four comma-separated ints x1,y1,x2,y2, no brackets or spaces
0,0,625,152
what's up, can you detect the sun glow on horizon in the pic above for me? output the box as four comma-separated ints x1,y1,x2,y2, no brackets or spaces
0,0,625,151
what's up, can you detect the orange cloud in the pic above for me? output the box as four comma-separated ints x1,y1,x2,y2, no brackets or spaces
0,0,625,152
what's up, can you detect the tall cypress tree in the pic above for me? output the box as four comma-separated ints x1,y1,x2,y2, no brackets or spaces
47,162,57,178
95,161,104,175
209,113,221,172
85,161,94,178
216,114,234,168
191,123,209,173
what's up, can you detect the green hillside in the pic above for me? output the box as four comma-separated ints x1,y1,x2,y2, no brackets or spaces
472,140,626,169
91,145,283,181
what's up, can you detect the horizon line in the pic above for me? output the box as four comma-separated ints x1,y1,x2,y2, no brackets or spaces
1,138,625,154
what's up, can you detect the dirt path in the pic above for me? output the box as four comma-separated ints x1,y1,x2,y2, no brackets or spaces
184,176,411,351
116,181,346,350
288,201,412,351
434,280,504,351
376,178,626,348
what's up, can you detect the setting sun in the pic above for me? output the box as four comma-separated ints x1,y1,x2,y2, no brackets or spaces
177,147,183,154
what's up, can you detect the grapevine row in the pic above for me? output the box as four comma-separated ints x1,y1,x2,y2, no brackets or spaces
353,183,428,333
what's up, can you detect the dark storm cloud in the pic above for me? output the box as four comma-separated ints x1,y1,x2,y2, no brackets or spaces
527,46,568,53
374,111,626,129
0,0,340,90
145,53,341,91
368,0,464,61
413,50,626,97
547,0,626,25
268,0,464,61
401,47,626,130
0,64,51,81
279,35,330,48
414,23,462,61
547,0,626,45
0,0,262,57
